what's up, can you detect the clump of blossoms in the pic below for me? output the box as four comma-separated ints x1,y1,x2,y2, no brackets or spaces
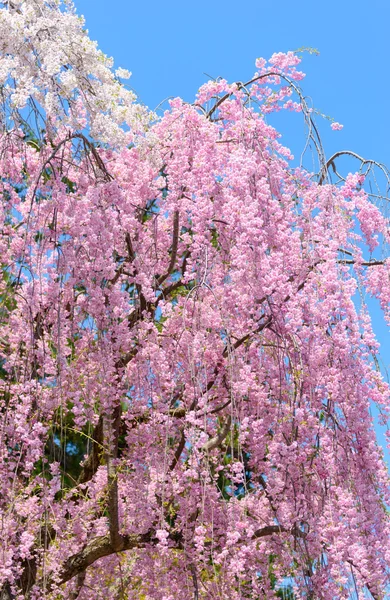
0,3,390,599
0,0,152,145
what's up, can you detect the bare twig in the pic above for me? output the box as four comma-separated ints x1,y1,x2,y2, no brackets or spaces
318,150,390,186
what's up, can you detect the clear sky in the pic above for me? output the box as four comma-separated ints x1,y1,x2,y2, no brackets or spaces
76,0,390,167
75,0,390,457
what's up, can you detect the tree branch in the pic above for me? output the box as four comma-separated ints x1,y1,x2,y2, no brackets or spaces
253,524,307,540
202,415,232,452
337,259,385,266
125,232,135,262
158,210,180,285
169,430,186,471
346,559,380,600
103,404,122,550
77,417,104,485
55,531,154,587
206,71,292,119
68,572,86,600
318,150,389,185
222,315,272,358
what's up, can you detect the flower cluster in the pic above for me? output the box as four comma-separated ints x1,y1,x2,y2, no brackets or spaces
0,0,152,145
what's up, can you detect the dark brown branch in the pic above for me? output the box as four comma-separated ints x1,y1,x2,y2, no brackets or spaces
169,430,186,471
125,232,135,262
207,71,287,119
282,262,320,303
44,527,184,591
0,584,14,600
158,210,180,285
107,264,125,287
32,132,113,201
189,563,199,600
104,404,122,550
123,231,149,316
160,250,190,297
169,317,273,469
168,406,186,418
104,231,137,291
253,524,307,540
77,417,104,485
338,247,353,256
55,531,154,587
76,133,113,182
209,398,231,415
68,572,86,600
222,315,273,358
75,348,138,488
115,346,139,370
17,525,56,595
258,474,278,515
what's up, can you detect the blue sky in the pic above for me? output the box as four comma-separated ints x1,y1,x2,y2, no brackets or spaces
75,0,390,457
76,0,389,167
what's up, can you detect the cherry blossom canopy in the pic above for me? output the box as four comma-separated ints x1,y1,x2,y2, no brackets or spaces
0,2,390,599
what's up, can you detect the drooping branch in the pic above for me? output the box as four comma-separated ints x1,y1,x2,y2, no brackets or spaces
318,150,390,186
7,519,308,597
48,523,306,591
189,563,199,600
346,559,381,600
205,70,325,167
32,132,113,203
258,474,278,515
159,250,190,297
169,317,273,469
206,72,294,119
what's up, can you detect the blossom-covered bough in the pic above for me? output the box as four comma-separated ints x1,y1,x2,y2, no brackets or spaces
1,1,390,599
